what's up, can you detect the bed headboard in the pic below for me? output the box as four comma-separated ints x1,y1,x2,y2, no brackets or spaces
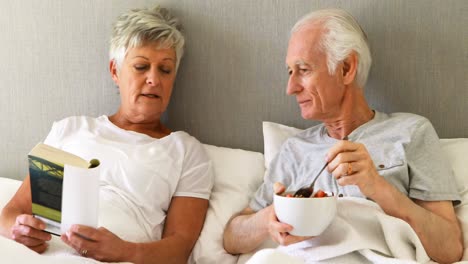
1,1,466,180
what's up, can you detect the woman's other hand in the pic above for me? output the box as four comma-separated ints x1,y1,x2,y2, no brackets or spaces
10,214,51,253
61,225,134,262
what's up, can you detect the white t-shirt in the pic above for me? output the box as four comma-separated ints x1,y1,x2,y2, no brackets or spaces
44,115,213,242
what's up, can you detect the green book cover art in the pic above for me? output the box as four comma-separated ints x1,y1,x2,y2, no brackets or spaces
28,155,64,223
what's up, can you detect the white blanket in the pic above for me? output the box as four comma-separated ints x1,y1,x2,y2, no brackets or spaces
248,197,437,264
0,235,131,264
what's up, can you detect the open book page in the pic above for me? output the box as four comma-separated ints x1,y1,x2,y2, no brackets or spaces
61,164,100,234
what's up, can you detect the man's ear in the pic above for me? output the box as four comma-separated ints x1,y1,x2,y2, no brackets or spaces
342,51,358,85
109,60,119,85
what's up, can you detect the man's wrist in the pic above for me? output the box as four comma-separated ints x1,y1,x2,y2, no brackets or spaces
259,206,273,236
366,174,389,201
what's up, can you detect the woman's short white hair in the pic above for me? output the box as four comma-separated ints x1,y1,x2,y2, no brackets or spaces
292,9,372,88
109,6,185,72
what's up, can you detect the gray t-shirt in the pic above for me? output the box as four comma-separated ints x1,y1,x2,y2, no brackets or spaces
250,111,461,211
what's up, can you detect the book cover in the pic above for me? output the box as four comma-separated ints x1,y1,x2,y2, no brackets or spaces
28,143,100,236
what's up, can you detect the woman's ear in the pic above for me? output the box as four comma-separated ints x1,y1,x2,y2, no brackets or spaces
342,51,358,85
109,60,119,85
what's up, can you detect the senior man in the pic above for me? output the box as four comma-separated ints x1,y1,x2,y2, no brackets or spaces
223,9,462,263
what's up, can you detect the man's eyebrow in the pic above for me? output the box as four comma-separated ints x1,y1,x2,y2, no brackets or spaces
286,60,311,69
295,60,310,67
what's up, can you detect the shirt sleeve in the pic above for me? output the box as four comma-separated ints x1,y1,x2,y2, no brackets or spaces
173,136,213,200
249,139,298,211
406,118,461,204
43,119,67,147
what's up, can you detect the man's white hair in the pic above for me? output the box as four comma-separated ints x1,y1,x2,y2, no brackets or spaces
292,9,372,88
109,6,185,72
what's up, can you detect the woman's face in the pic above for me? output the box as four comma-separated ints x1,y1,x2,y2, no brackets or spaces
110,44,177,123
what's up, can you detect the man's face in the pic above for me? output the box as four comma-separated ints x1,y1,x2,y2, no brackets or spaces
285,24,346,121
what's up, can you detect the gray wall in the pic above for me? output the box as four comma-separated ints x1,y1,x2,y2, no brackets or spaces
164,0,468,150
1,1,467,180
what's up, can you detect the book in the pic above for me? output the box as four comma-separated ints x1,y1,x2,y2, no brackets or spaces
28,143,100,236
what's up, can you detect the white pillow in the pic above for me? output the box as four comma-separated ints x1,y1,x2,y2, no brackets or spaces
439,138,468,195
263,121,303,169
190,144,265,264
439,139,468,261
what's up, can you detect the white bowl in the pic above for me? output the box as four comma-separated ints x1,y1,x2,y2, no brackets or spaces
273,193,337,236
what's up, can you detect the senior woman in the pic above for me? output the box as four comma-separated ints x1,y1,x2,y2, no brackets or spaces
0,6,212,263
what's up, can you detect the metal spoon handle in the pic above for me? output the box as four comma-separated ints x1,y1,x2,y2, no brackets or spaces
309,161,328,189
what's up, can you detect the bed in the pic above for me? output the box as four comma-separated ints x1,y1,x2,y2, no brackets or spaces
1,123,467,263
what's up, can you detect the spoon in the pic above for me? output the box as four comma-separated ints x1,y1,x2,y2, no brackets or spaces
293,161,328,197
293,134,359,198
